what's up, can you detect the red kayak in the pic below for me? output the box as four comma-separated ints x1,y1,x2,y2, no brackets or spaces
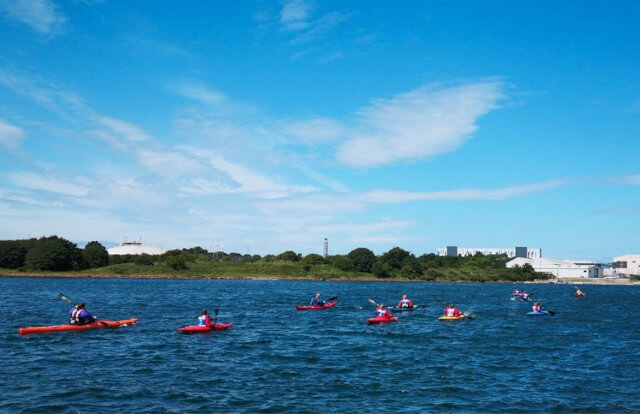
575,294,586,298
178,323,233,333
295,301,338,311
19,318,138,335
367,315,398,324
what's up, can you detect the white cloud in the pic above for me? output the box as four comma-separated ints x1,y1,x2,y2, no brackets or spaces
0,0,66,34
281,117,343,143
136,148,205,177
169,83,226,105
280,0,313,31
358,179,569,203
0,118,25,150
337,81,506,167
11,172,90,197
95,116,150,143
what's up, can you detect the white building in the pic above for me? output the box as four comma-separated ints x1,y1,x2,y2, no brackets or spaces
107,238,163,255
612,255,640,277
507,257,599,278
438,246,541,259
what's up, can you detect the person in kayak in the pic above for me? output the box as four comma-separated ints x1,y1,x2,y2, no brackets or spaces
575,288,585,297
444,303,461,317
197,309,211,326
519,292,532,301
532,302,542,312
512,289,521,296
309,292,325,306
375,304,393,318
397,294,414,308
69,303,96,325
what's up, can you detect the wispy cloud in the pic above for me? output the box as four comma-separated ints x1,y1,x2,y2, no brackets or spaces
358,179,569,203
95,116,151,143
0,0,66,34
0,118,25,151
281,117,344,144
168,83,226,105
280,0,313,31
10,172,90,197
337,80,506,167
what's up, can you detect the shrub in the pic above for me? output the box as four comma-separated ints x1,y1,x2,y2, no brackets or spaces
371,261,392,278
327,255,354,271
0,240,27,269
302,254,325,266
166,255,188,270
277,250,300,261
134,254,155,266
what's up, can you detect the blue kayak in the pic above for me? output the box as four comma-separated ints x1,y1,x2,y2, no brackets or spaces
527,311,549,316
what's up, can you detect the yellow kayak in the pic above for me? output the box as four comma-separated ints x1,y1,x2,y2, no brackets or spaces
438,315,466,321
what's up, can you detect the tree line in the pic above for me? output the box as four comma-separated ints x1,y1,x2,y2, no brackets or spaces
0,236,545,281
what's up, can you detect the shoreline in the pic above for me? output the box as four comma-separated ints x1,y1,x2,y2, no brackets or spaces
1,273,637,285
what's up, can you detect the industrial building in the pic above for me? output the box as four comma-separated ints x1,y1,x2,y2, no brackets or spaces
438,246,541,259
507,257,600,278
107,238,163,255
612,255,640,277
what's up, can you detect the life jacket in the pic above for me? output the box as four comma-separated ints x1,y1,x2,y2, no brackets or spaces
445,307,457,316
197,315,209,326
400,299,411,307
70,307,84,325
376,308,387,317
532,306,541,312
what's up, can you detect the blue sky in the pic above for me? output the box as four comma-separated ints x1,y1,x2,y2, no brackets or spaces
0,0,638,261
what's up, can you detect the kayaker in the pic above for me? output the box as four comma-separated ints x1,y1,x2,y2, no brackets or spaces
575,288,585,297
512,289,521,296
397,294,414,308
375,304,393,318
443,303,461,317
519,292,532,301
69,303,96,325
532,302,542,312
197,309,211,326
309,292,325,306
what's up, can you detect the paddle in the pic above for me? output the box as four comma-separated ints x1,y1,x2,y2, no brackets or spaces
326,296,338,302
463,313,475,320
58,293,114,329
367,298,399,322
542,308,556,316
389,304,426,310
211,309,220,330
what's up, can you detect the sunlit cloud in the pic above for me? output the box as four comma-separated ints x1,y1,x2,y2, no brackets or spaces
0,0,66,34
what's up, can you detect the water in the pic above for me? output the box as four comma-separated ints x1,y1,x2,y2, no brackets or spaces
1,277,638,413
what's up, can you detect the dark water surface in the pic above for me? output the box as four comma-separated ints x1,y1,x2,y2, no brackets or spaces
1,277,638,413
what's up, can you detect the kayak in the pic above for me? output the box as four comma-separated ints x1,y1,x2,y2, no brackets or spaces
367,315,398,323
575,294,585,298
19,318,138,335
295,301,338,311
438,315,466,321
527,311,549,316
178,323,233,333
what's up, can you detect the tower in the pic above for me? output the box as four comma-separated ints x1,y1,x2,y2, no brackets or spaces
323,238,328,258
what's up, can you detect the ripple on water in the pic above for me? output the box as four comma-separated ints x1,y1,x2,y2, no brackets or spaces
0,278,638,412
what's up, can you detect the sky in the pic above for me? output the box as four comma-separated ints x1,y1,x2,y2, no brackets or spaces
0,0,638,261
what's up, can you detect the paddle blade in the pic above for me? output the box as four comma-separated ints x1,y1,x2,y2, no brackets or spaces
547,310,556,316
214,309,219,316
368,298,378,306
327,296,338,302
58,293,72,304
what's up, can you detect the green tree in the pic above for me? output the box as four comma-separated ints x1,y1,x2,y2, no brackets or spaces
25,236,84,271
347,247,376,272
0,240,27,268
302,254,325,266
380,247,412,270
327,255,354,271
83,241,109,268
371,261,392,278
277,250,300,261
